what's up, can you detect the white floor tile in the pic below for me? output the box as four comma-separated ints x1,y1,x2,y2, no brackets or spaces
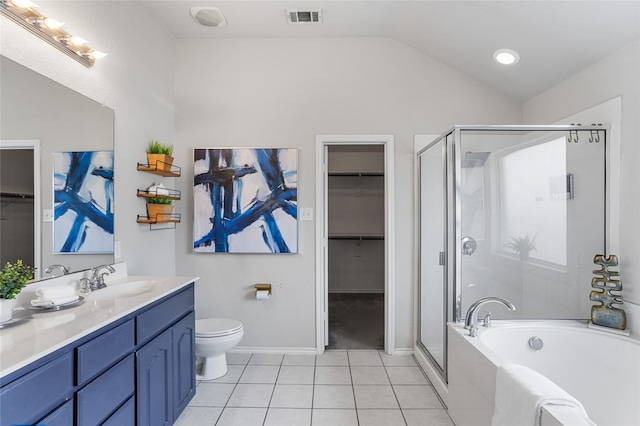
174,406,222,426
313,385,356,409
270,384,314,408
277,366,315,385
189,383,235,407
314,366,352,385
248,353,284,365
403,409,455,426
227,383,274,407
353,385,399,409
264,408,312,426
239,365,280,384
357,409,406,426
379,353,417,367
394,385,443,409
283,354,316,366
315,350,349,366
347,351,383,366
226,353,252,365
311,409,358,426
351,366,390,385
385,367,429,385
216,407,267,426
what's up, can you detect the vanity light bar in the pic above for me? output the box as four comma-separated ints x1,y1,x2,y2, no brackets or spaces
0,0,106,68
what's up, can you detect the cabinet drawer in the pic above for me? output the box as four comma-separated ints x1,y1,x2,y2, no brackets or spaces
102,395,135,426
0,352,73,425
136,285,194,344
38,399,74,426
77,353,134,426
77,319,134,386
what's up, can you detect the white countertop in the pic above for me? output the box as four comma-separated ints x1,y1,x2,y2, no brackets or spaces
0,266,198,379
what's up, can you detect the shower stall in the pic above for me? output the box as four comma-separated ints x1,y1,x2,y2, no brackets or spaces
417,125,608,383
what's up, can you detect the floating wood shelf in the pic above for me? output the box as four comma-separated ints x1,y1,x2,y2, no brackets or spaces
136,188,181,200
137,162,181,177
136,213,181,230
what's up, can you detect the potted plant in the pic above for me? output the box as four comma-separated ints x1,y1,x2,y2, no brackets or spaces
504,233,538,261
146,197,174,222
147,140,174,172
0,260,35,322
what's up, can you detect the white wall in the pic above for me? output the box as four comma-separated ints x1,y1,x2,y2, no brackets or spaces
1,1,177,276
523,41,640,329
174,37,522,350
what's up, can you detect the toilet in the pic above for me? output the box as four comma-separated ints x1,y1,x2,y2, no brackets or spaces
195,318,244,380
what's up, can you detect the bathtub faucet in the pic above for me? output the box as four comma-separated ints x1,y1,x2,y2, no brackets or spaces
464,297,515,337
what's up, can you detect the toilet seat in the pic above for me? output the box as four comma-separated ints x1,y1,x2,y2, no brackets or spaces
196,318,243,338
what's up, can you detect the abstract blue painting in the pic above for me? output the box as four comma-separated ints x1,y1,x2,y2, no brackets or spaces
193,148,298,253
53,151,114,254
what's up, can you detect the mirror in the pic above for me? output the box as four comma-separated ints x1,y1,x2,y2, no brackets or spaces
0,55,114,281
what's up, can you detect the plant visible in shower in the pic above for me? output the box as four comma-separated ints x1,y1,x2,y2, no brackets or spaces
504,233,538,261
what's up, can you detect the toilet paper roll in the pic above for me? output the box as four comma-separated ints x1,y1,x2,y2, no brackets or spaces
256,290,270,300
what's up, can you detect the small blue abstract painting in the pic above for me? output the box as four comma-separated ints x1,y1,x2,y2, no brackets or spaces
193,148,298,253
54,151,114,254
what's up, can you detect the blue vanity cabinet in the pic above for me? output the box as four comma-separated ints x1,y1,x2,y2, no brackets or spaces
136,285,196,425
173,311,196,419
0,282,195,426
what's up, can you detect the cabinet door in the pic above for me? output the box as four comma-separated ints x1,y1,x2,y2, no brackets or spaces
172,312,196,421
137,328,173,426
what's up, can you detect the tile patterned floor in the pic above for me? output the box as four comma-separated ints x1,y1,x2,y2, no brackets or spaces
175,350,455,426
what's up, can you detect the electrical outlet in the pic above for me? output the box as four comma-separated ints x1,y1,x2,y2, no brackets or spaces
300,208,313,221
43,209,54,222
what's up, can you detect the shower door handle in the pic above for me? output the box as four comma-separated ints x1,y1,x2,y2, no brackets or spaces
461,236,477,256
439,251,445,266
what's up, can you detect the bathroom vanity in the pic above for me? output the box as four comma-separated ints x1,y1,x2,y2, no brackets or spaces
0,271,198,425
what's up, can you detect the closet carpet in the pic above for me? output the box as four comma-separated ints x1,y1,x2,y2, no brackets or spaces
327,293,384,350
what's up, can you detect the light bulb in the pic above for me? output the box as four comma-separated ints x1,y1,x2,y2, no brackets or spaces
43,18,64,29
69,36,88,46
91,51,108,59
10,0,37,8
493,49,520,65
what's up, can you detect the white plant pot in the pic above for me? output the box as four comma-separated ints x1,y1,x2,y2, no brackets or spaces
0,298,14,323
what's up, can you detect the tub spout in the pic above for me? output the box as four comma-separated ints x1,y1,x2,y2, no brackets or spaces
464,297,515,337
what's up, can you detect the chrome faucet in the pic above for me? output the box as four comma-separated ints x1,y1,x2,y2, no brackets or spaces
464,297,515,337
45,264,69,276
90,264,115,290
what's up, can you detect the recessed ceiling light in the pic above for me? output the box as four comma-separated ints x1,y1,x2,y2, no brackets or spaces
493,48,520,65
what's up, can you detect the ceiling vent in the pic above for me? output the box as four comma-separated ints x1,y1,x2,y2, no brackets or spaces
286,9,322,24
190,7,227,28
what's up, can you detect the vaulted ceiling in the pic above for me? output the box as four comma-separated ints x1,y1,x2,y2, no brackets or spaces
143,1,640,101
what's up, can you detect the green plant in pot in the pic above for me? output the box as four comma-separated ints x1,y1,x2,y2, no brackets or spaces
147,140,174,172
504,233,538,261
0,260,35,322
147,197,174,222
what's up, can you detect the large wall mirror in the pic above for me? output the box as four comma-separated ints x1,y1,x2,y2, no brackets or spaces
0,55,114,281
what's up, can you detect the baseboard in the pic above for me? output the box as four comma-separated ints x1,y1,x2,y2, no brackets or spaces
391,348,414,355
230,346,318,355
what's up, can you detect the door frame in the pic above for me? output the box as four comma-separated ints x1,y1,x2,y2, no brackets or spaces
0,140,41,279
315,135,396,354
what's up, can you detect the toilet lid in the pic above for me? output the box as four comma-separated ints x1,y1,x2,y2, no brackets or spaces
196,318,243,337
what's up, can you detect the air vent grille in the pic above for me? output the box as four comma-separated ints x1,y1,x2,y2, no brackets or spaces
286,9,322,24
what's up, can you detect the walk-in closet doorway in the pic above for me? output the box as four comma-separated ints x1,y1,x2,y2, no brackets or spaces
315,135,396,354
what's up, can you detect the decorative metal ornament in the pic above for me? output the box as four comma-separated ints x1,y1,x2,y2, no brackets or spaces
589,254,627,330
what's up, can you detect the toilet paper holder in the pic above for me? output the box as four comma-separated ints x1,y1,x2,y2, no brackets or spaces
254,284,272,295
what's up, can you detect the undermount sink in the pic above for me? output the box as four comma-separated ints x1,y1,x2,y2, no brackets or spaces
85,280,157,301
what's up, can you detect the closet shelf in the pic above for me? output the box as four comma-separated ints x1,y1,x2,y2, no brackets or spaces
329,234,385,240
328,172,384,177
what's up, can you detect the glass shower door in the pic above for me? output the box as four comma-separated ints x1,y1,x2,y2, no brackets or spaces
418,137,447,377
